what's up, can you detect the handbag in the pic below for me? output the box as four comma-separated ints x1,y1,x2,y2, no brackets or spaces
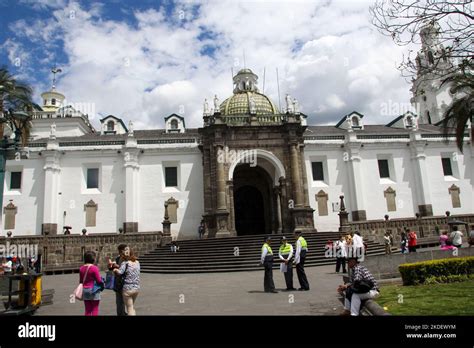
352,279,374,294
92,278,105,294
104,271,115,290
74,265,92,301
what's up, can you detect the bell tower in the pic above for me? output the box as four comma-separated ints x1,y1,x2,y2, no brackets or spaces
411,21,454,125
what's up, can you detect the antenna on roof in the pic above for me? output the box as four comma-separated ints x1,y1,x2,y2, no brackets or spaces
262,67,266,94
276,68,281,111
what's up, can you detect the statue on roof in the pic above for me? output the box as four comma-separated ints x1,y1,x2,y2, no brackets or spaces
128,120,134,137
50,122,56,138
203,98,210,116
214,95,220,113
285,94,293,114
293,98,300,115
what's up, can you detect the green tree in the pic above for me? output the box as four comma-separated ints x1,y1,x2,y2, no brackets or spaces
0,67,41,146
440,66,473,152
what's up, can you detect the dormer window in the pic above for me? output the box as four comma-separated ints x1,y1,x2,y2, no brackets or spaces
406,116,413,128
170,119,178,130
107,121,115,131
352,116,359,127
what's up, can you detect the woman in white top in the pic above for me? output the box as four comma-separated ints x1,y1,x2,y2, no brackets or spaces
450,226,463,248
1,257,13,274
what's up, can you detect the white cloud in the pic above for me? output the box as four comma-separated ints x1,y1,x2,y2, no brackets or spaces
6,0,416,129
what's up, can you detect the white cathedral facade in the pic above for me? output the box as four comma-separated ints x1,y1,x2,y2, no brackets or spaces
1,22,473,239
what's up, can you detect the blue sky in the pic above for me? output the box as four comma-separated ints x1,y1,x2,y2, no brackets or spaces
0,0,415,129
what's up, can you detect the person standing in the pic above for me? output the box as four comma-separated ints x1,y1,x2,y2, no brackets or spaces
335,235,347,273
198,220,205,239
278,236,295,291
113,248,140,315
108,244,128,316
294,231,310,291
79,251,104,316
351,231,365,259
450,226,464,248
407,228,417,252
383,232,392,255
400,231,408,254
260,236,277,293
469,225,474,248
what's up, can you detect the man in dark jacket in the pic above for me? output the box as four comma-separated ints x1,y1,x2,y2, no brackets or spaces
108,244,129,316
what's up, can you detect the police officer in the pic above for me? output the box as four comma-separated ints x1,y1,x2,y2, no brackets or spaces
260,236,277,293
294,231,310,291
279,236,295,291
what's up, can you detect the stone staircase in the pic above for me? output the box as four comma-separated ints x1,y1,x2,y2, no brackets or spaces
140,231,389,273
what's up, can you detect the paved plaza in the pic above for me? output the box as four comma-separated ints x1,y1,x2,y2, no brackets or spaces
36,265,345,315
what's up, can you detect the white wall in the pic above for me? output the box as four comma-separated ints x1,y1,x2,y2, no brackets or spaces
58,151,125,234
139,149,204,240
2,157,44,235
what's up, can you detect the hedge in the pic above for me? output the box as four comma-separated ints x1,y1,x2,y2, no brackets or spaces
399,256,474,285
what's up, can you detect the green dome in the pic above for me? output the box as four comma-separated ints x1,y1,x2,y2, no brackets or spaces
220,91,280,116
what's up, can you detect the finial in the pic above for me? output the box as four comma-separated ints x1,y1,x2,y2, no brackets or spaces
51,66,62,90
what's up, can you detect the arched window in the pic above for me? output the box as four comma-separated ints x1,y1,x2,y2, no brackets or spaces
170,119,178,129
51,98,56,105
352,116,359,127
107,120,115,131
406,116,413,127
427,51,434,65
44,99,47,105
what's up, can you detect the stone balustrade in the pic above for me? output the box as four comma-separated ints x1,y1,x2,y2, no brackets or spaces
346,214,474,244
0,232,163,272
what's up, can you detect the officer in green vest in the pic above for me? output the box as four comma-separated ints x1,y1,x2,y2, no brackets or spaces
260,235,277,293
279,236,295,290
294,230,310,291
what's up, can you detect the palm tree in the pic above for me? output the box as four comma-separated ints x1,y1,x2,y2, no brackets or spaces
440,67,474,153
0,67,41,146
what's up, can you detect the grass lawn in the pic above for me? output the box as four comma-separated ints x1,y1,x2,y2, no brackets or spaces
375,280,474,315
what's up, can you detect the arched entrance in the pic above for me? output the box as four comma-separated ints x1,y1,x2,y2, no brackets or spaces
232,164,274,235
234,186,265,235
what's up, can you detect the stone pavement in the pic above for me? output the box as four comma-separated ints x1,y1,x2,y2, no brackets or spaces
35,264,346,315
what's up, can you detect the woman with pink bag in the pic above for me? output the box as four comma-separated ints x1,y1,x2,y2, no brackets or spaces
78,251,104,316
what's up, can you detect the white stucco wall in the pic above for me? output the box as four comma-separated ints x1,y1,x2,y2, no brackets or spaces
139,149,204,240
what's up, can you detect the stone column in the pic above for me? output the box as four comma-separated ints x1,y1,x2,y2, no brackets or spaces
42,151,61,235
216,145,227,210
299,144,310,206
215,144,230,237
410,133,433,216
274,186,282,233
346,143,367,221
279,177,289,233
227,180,236,234
123,148,139,233
290,143,304,207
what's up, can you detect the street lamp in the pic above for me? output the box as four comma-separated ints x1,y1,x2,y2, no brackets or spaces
0,109,29,230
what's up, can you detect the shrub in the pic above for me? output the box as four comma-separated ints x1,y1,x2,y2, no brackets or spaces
399,256,474,285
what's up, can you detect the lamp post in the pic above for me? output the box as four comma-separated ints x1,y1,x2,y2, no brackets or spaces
0,109,28,229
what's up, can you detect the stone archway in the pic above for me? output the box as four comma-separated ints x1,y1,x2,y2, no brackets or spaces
233,165,273,235
228,150,287,235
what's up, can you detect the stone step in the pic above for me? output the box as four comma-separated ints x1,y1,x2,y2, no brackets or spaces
140,231,389,273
